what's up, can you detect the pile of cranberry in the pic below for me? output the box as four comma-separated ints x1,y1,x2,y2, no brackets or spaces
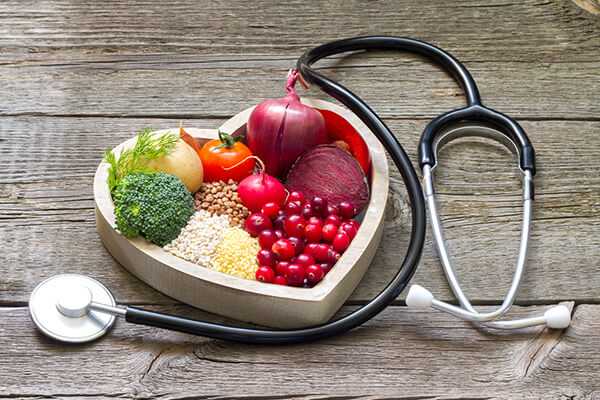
244,191,360,287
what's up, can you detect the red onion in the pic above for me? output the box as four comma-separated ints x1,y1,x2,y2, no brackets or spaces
246,69,328,178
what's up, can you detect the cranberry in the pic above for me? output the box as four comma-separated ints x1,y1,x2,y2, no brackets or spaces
274,276,288,285
272,215,287,231
308,217,323,229
322,223,338,242
272,238,295,261
285,264,305,286
338,222,358,240
329,250,341,265
301,203,314,219
304,223,322,242
258,229,278,249
244,213,273,237
261,202,280,218
255,266,275,283
313,243,333,262
305,264,324,284
273,229,286,239
324,214,342,226
319,262,332,275
311,196,328,216
304,243,320,258
295,253,315,268
332,232,350,253
284,215,306,237
344,219,360,230
257,249,277,268
338,201,356,220
275,261,290,276
326,203,339,216
287,236,304,255
288,191,306,205
284,201,303,215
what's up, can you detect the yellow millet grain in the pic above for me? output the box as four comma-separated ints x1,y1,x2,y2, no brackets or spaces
210,227,260,280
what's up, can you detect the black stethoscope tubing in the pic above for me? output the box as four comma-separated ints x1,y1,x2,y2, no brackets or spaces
124,37,438,344
120,36,535,344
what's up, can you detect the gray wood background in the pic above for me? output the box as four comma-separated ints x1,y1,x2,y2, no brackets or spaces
0,0,598,398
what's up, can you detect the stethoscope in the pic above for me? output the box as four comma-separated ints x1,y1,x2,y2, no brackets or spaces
28,36,570,345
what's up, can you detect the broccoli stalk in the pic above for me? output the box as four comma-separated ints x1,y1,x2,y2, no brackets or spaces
112,172,194,247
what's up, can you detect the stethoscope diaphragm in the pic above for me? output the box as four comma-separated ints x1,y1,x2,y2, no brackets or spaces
29,274,117,343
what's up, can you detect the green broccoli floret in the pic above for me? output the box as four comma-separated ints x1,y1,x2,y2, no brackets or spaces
112,172,195,247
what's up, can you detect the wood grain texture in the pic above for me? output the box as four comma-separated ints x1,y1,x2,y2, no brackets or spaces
3,302,598,398
0,0,597,120
1,117,598,304
0,0,599,397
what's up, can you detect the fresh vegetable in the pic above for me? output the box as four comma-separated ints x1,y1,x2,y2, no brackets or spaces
112,172,194,247
103,127,179,194
246,69,328,178
319,109,371,176
199,130,254,183
179,121,202,156
146,136,204,194
238,158,287,212
285,145,369,214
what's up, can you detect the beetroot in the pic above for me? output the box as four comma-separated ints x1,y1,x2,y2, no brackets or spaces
285,145,369,212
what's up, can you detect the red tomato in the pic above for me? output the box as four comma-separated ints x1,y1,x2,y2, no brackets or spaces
318,109,371,176
199,131,255,183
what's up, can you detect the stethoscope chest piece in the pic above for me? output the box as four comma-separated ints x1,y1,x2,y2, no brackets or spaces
29,274,117,343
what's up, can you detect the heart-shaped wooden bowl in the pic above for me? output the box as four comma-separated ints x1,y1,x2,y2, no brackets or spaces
94,98,388,328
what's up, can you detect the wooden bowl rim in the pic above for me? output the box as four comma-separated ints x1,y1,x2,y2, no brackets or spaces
93,98,389,304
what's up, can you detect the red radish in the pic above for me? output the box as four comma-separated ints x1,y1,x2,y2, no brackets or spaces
246,69,328,178
238,157,286,212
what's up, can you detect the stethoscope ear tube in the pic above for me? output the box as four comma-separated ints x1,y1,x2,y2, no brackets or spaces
418,105,536,175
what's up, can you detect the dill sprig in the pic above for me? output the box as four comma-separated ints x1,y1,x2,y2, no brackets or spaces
103,126,179,194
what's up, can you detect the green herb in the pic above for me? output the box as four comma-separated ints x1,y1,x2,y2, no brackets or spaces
103,126,179,194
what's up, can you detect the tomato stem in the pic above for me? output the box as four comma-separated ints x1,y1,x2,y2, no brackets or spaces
214,129,242,149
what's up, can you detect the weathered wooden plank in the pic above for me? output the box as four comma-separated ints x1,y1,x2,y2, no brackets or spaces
1,117,598,305
0,0,597,119
0,58,597,120
3,302,598,399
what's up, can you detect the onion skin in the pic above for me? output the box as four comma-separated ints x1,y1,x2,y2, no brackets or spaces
246,70,328,178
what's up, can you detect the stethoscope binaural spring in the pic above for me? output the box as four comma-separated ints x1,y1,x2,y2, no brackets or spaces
28,36,570,345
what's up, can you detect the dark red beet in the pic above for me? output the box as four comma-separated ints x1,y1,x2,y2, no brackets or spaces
285,145,369,212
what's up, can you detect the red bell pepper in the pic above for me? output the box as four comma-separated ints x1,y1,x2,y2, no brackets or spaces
318,109,371,176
